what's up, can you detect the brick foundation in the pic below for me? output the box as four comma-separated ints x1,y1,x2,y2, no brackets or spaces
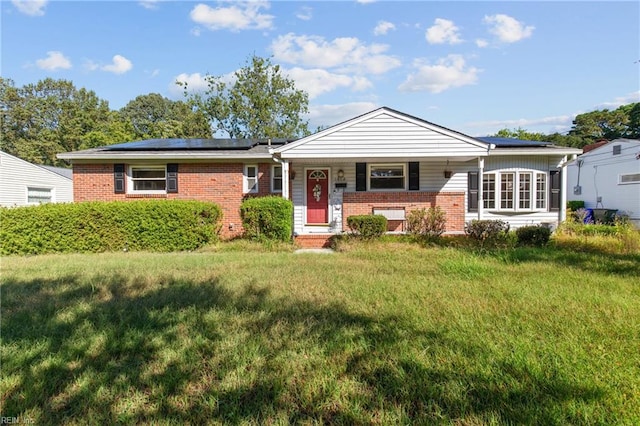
294,234,333,248
342,191,465,233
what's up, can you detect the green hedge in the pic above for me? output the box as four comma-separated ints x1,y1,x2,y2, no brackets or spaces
347,215,387,239
516,225,552,247
240,196,293,241
0,200,222,255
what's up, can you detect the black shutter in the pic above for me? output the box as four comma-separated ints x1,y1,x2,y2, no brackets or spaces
167,163,178,193
468,171,479,212
114,164,125,194
356,162,367,191
408,162,419,190
550,170,561,211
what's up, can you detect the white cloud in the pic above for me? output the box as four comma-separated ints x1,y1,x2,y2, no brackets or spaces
425,18,462,45
284,67,372,99
356,0,376,4
189,1,274,32
374,21,395,36
308,102,379,130
475,39,489,48
399,55,479,94
12,0,47,16
296,6,312,21
36,51,72,71
139,0,159,10
270,33,401,75
483,14,534,43
467,115,573,130
170,72,210,98
101,55,133,74
191,27,201,37
596,91,640,109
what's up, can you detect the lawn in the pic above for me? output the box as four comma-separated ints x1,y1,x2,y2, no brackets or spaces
1,239,639,425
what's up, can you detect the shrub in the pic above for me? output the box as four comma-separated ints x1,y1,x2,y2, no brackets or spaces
347,215,387,239
407,207,447,239
0,200,222,255
464,220,511,249
516,225,552,247
567,200,585,211
240,196,293,242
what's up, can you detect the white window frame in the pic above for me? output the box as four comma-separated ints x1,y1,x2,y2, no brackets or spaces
128,165,167,194
619,173,640,184
27,186,53,204
271,165,283,193
484,170,548,212
368,163,406,191
244,165,259,194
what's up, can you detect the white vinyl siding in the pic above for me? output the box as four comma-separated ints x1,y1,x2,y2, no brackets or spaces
278,111,489,159
0,151,73,207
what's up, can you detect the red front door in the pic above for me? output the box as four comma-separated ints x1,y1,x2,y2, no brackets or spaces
306,169,329,224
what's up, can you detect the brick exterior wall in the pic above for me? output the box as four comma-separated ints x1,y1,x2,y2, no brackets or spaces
342,191,465,233
72,162,277,239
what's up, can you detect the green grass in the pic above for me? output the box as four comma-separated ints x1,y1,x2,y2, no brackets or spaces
1,239,639,425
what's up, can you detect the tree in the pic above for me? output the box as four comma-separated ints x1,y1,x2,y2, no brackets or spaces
179,55,310,139
0,77,112,166
569,105,631,143
491,127,548,141
119,93,211,140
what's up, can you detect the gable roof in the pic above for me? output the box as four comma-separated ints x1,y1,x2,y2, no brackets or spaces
1,151,72,181
273,107,492,159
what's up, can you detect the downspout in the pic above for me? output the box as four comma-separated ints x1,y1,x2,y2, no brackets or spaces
559,155,569,222
478,157,484,220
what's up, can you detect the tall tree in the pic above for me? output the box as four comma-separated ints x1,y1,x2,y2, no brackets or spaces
0,77,112,166
569,105,631,143
179,55,310,139
119,93,211,139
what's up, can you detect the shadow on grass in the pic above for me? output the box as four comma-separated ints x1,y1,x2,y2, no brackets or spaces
2,273,607,424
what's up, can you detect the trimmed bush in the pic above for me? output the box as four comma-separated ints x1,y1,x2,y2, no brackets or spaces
464,219,511,248
516,225,552,247
347,215,387,239
567,200,585,211
240,196,293,242
0,200,222,255
407,207,447,239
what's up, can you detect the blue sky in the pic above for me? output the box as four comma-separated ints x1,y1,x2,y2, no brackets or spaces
2,0,639,137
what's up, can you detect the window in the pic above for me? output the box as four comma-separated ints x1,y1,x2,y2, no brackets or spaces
129,166,166,193
500,173,514,209
483,174,495,209
369,164,406,190
27,187,52,204
484,170,547,211
620,173,640,184
272,165,283,192
244,165,258,193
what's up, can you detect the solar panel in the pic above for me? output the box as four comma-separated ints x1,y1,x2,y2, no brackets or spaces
477,137,552,147
105,139,260,151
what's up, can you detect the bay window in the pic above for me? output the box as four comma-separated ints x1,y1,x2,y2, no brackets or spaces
484,171,547,211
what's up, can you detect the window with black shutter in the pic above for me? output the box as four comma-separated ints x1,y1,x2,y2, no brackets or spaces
114,164,125,194
167,164,178,193
408,162,419,190
468,171,479,212
549,170,561,211
356,163,367,191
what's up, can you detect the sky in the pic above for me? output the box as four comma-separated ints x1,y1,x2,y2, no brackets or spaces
2,0,639,137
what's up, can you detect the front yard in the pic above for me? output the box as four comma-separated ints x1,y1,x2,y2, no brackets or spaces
1,239,639,424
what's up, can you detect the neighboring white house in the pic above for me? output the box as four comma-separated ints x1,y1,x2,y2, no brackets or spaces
0,151,73,207
566,139,640,228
